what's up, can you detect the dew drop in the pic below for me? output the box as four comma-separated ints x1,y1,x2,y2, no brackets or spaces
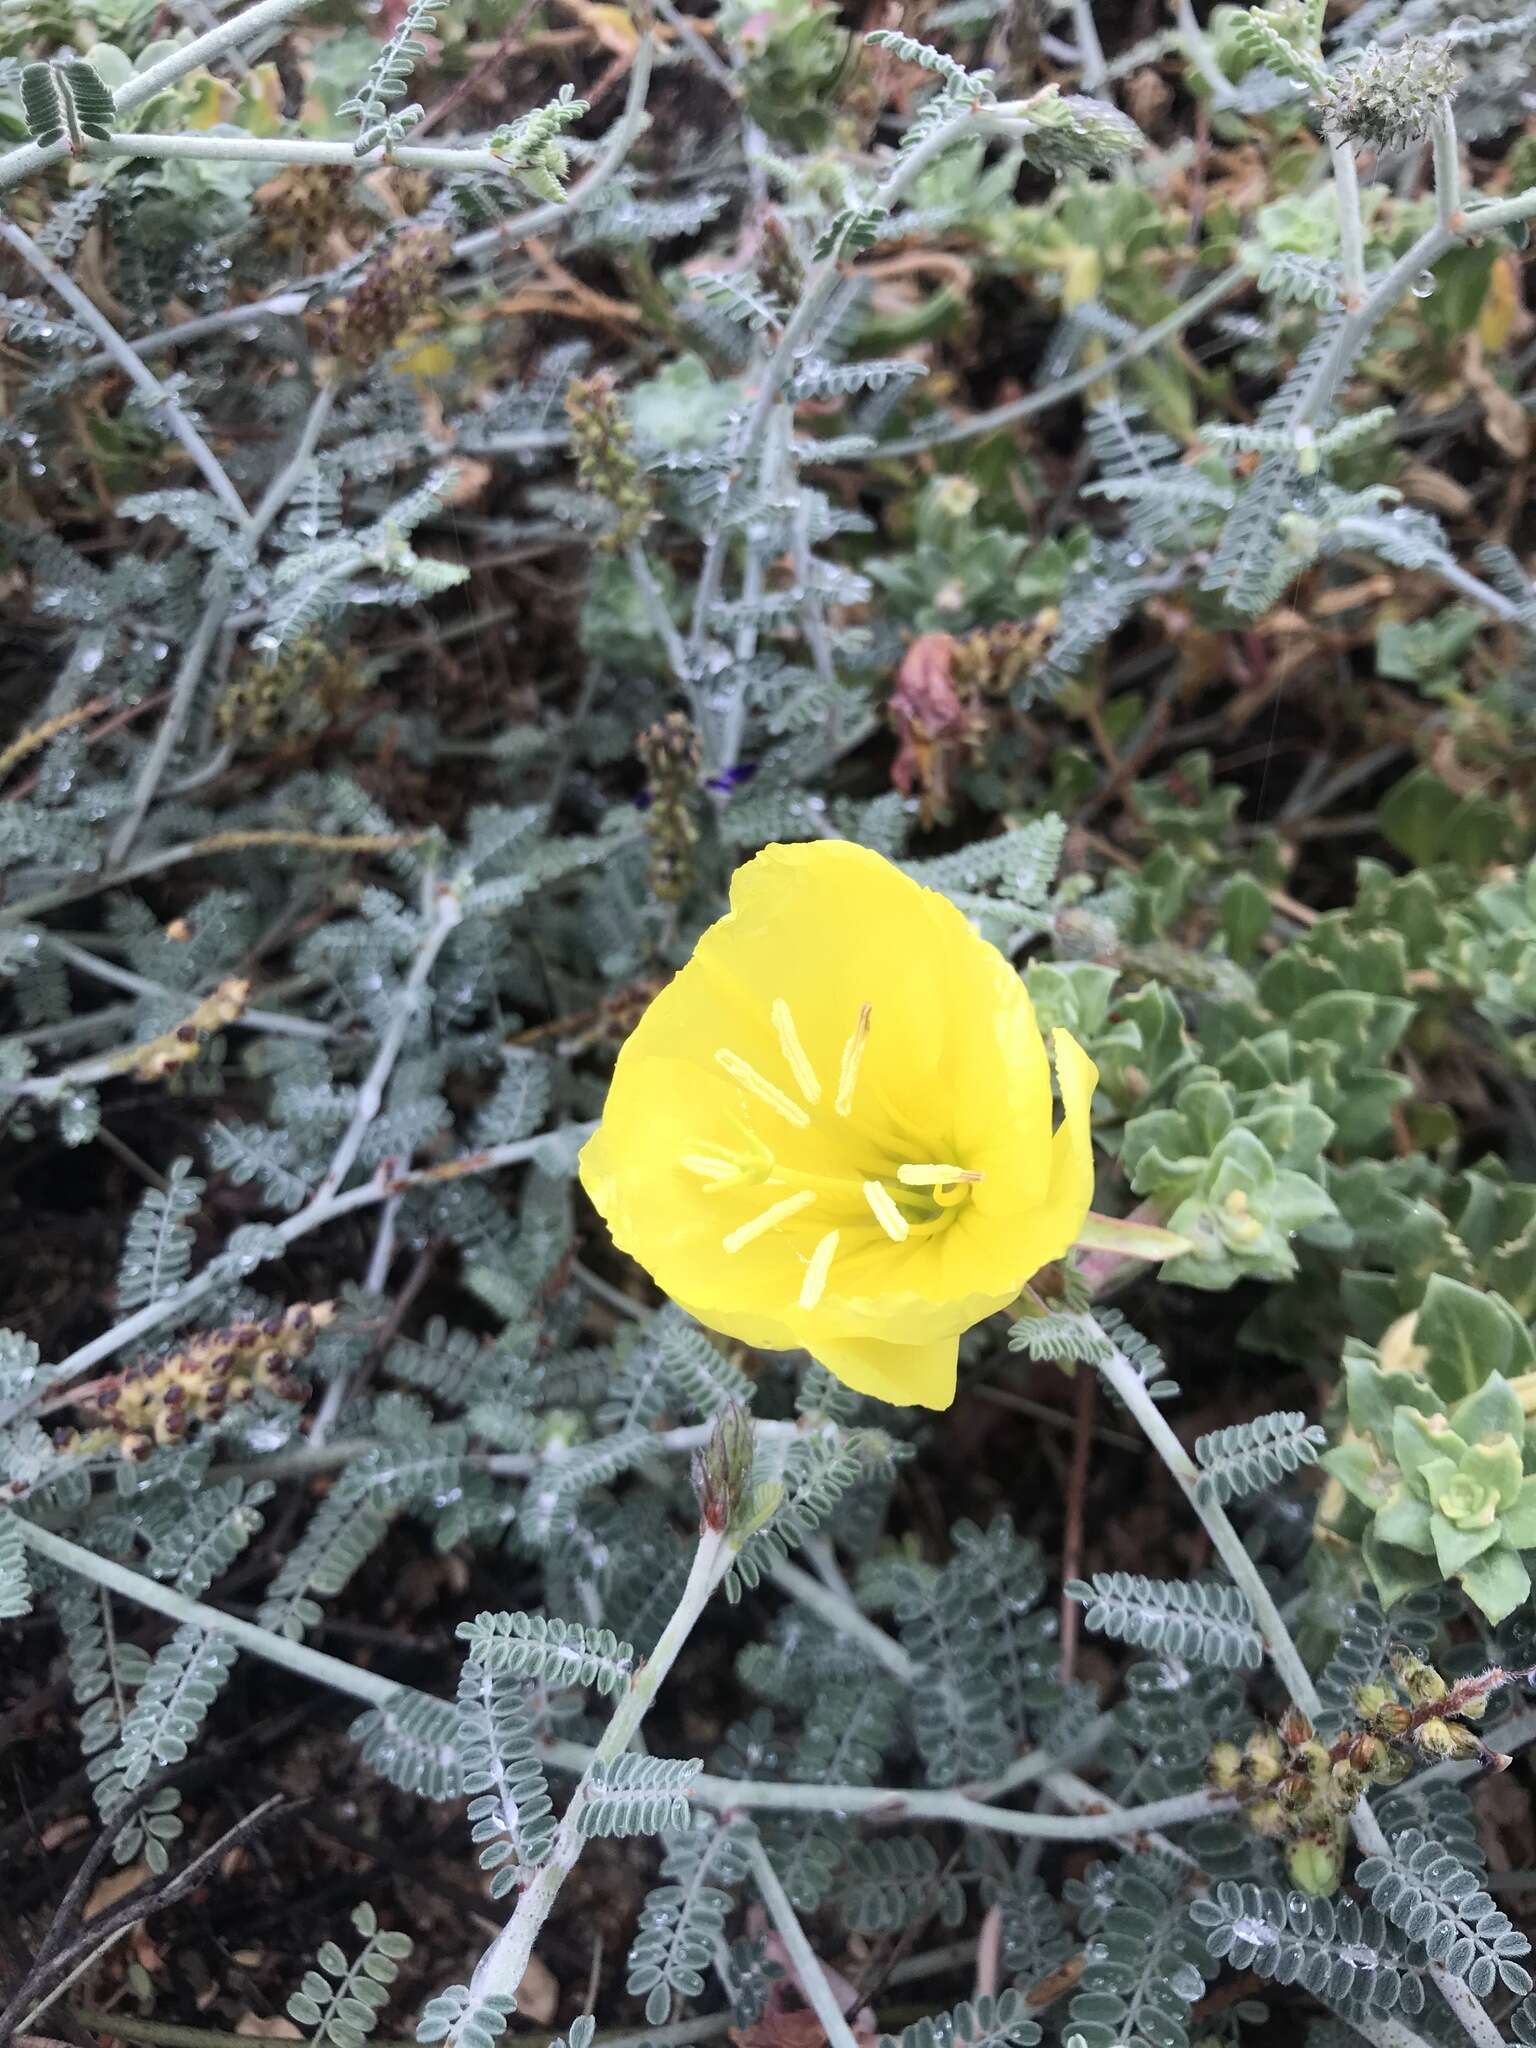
1410,269,1437,299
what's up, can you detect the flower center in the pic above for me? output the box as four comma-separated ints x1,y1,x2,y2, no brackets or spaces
682,999,982,1311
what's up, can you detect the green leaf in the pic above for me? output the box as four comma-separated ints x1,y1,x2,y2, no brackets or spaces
1456,1542,1531,1626
1460,1435,1523,1512
1380,766,1513,870
1374,1490,1435,1555
1431,1509,1500,1579
1362,1521,1441,1608
1415,1274,1516,1401
1344,1353,1440,1446
1392,1407,1465,1489
1501,1475,1536,1550
1449,1371,1525,1448
1321,1440,1396,1510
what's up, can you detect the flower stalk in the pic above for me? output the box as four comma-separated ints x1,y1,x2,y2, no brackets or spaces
451,1522,735,2036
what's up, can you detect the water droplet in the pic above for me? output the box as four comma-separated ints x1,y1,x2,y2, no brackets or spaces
27,461,45,477
78,643,103,675
1411,269,1437,299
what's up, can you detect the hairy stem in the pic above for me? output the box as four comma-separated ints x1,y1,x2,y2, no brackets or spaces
1327,128,1367,305
16,1521,398,1704
453,34,655,264
1095,1341,1319,1710
873,263,1248,457
0,0,322,194
313,882,462,1202
0,222,248,527
0,1127,583,1427
1432,97,1461,231
1096,1342,1508,2048
744,1832,861,2048
107,581,235,866
451,1524,734,2036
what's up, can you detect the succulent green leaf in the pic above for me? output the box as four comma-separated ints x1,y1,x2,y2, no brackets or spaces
1416,1274,1518,1401
1430,1509,1500,1580
1455,1543,1532,1627
1449,1371,1525,1449
1392,1408,1466,1491
1373,1490,1435,1556
1362,1520,1441,1609
1500,1475,1536,1550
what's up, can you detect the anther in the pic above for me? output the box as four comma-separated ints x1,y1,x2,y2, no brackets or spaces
897,1164,983,1186
771,999,821,1104
681,1153,738,1182
863,1180,909,1242
798,1230,839,1310
716,1047,811,1128
835,1003,872,1117
722,1188,817,1254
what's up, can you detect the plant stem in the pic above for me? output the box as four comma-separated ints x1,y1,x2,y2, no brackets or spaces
108,580,235,866
1327,128,1367,305
0,1127,583,1426
15,1517,1156,1850
85,131,518,175
1432,97,1461,230
1095,1341,1319,1712
248,381,337,542
693,1771,1232,1841
452,1524,734,2035
453,33,655,263
1173,0,1233,106
41,937,335,1043
1065,0,1107,94
765,1558,916,1684
745,1833,862,2048
0,0,321,195
313,882,462,1202
0,221,248,528
0,828,432,931
872,263,1247,457
625,540,698,714
1095,1342,1509,2048
1294,183,1536,430
16,1521,399,1705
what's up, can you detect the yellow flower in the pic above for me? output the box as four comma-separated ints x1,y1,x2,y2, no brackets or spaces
579,840,1098,1409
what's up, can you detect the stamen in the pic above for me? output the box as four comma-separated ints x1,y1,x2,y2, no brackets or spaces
835,1003,873,1118
897,1164,984,1186
771,999,822,1104
722,1188,816,1254
715,1047,811,1128
863,1180,909,1242
798,1230,840,1310
681,1153,738,1182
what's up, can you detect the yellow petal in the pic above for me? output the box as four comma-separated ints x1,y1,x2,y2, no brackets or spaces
577,842,1096,1414
1045,1027,1098,1236
805,1328,959,1410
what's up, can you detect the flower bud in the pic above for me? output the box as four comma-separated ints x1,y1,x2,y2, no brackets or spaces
1246,1798,1288,1840
1287,1834,1343,1898
1208,1741,1244,1792
1244,1728,1286,1784
692,1403,756,1534
1392,1651,1448,1705
1413,1716,1479,1762
1278,1707,1314,1749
